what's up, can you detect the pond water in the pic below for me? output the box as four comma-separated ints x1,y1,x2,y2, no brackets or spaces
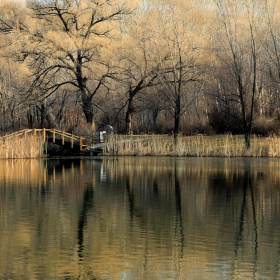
0,157,280,279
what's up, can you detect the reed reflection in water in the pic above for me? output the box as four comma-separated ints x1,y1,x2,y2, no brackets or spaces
0,157,280,279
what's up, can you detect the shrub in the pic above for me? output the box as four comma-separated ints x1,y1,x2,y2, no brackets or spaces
251,117,280,136
208,108,243,134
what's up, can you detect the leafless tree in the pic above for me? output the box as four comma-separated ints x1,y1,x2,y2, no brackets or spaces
212,0,264,149
0,0,130,125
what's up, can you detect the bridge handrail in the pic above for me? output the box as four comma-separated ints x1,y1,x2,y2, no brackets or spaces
1,129,33,139
1,128,86,150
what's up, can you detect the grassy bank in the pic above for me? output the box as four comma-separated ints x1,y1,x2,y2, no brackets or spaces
103,134,280,157
2,133,280,158
0,135,44,159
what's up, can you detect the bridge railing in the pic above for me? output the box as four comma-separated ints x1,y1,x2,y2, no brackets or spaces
2,128,87,151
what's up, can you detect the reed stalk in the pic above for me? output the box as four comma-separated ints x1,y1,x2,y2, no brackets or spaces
103,134,280,157
2,133,280,158
0,135,45,159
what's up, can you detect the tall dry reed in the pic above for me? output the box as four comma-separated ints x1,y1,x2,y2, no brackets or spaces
0,135,45,159
103,134,280,157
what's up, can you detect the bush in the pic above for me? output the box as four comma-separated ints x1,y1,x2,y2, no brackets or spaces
71,123,96,136
252,117,280,136
208,109,243,134
182,122,215,136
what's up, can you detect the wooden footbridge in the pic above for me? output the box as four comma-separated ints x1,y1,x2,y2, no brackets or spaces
2,128,88,151
1,129,166,155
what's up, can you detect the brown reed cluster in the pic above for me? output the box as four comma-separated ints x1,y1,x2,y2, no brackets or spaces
103,134,280,157
0,135,45,159
2,133,280,159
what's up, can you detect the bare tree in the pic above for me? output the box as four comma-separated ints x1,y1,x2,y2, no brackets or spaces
0,0,130,125
261,1,280,119
110,10,161,135
153,4,203,144
212,0,264,149
0,54,30,132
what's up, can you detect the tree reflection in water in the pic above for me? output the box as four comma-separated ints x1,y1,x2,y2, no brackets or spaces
174,160,185,268
77,184,94,260
233,165,258,280
1,157,280,279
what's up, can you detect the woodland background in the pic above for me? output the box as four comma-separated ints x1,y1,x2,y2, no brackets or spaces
1,0,280,146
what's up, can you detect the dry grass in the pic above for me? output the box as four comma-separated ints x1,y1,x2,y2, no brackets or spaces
103,134,280,157
0,135,45,159
1,133,280,159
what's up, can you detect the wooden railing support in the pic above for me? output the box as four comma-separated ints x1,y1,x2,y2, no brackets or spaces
80,137,83,151
1,128,86,150
71,134,74,148
42,128,46,142
52,129,56,143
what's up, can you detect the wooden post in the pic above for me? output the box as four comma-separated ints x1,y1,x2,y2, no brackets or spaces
24,130,27,138
53,129,56,143
42,128,46,142
71,134,74,148
80,137,83,151
62,131,65,145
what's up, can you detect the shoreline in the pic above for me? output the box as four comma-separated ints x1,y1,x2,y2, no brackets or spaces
1,134,280,159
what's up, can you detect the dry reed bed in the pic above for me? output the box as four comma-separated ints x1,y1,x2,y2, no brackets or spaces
1,134,280,159
0,135,44,159
103,134,280,157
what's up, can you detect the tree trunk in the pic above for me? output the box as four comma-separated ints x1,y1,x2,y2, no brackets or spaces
39,105,45,128
41,104,59,128
244,132,250,150
152,108,158,131
174,114,180,145
77,50,94,124
27,109,34,129
125,92,135,135
125,97,134,135
10,108,15,131
239,84,251,150
173,94,181,145
81,93,94,124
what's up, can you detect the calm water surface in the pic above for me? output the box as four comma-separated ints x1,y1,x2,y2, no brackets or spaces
0,157,280,279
